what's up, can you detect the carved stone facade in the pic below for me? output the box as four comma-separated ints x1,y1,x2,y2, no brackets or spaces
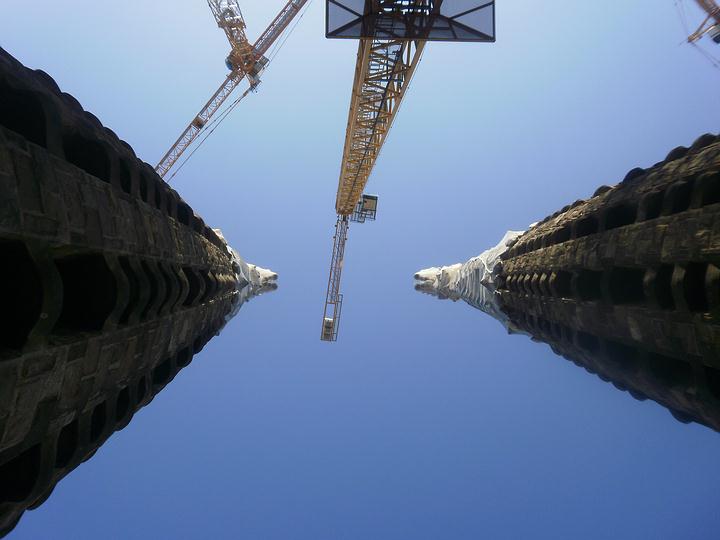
416,133,720,432
0,48,258,535
495,133,720,429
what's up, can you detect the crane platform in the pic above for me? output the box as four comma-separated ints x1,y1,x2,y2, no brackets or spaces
326,0,496,42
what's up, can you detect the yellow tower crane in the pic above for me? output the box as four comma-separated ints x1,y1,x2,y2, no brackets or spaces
155,0,309,179
688,0,720,43
320,0,496,341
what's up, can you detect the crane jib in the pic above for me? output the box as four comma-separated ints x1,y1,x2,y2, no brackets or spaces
155,0,309,178
320,0,497,341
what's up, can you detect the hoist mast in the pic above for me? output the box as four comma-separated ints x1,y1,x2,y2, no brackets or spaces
155,0,308,178
322,216,350,342
320,0,496,341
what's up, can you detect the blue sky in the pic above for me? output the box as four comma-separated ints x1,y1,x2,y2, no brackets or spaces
2,1,720,538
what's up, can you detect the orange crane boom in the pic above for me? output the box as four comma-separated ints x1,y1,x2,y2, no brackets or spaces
155,0,308,178
320,35,424,342
320,0,496,342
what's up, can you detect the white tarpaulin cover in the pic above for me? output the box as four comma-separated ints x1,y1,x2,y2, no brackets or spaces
214,229,278,329
414,230,526,333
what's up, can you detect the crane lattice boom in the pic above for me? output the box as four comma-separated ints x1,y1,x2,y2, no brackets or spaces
321,0,496,341
255,0,307,57
155,73,244,179
335,37,425,215
320,37,423,341
155,0,308,178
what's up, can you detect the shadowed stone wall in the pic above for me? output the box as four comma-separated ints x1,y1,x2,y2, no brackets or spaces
0,48,246,535
415,133,720,432
495,133,720,430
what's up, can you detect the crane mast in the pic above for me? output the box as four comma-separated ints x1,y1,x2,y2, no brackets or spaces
321,0,496,341
155,0,308,178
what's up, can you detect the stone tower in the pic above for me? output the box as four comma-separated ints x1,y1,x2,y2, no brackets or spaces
0,48,276,535
415,133,720,431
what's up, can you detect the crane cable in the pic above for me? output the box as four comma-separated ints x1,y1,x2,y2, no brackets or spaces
266,0,314,64
166,0,314,183
166,86,253,182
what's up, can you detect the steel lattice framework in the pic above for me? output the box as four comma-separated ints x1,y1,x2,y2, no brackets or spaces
321,215,350,341
321,37,425,341
321,0,495,341
156,0,308,178
335,37,426,215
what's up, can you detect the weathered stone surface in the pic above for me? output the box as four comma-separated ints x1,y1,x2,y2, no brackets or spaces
0,47,243,536
496,133,720,431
